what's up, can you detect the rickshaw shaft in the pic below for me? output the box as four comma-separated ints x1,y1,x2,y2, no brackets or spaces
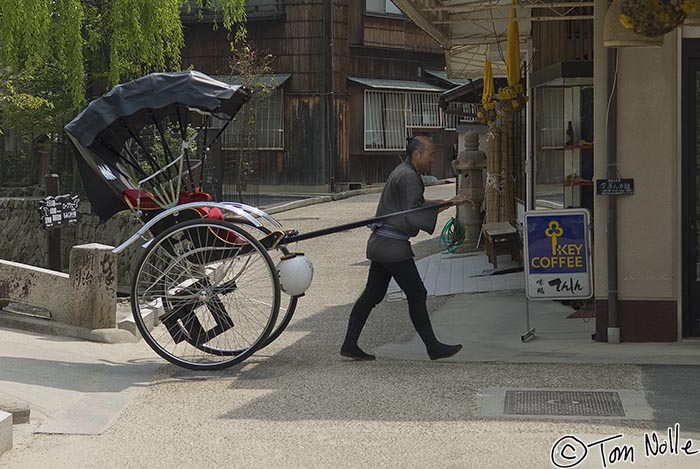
278,200,453,245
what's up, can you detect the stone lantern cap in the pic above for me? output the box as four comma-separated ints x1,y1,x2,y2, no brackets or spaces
453,131,486,171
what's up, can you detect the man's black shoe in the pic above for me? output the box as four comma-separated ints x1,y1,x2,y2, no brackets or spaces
340,343,376,361
428,343,462,360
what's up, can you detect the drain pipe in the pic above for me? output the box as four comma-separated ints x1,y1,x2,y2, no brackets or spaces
606,47,620,343
324,0,336,192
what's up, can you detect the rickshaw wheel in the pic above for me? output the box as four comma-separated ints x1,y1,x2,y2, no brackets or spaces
227,220,299,350
130,219,280,370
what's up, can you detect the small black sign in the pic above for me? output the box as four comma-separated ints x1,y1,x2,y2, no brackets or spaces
38,194,80,230
596,178,634,196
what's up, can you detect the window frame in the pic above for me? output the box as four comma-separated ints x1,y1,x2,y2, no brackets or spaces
363,89,445,152
364,0,405,18
221,88,285,151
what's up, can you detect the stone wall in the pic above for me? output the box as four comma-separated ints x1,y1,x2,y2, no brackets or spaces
0,244,117,329
0,198,142,290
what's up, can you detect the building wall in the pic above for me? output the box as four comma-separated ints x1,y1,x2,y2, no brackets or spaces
531,12,593,71
181,2,446,188
182,5,327,93
183,14,332,187
593,0,679,341
363,15,443,53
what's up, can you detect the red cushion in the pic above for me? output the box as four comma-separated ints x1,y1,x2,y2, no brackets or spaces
122,189,161,210
194,207,244,245
206,207,223,220
123,189,243,244
179,191,212,204
122,190,213,210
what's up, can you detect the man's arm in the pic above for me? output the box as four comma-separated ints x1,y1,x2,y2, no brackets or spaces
426,193,469,213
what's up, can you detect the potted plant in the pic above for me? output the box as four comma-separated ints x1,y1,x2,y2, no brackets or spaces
477,101,497,127
619,0,693,37
496,83,528,116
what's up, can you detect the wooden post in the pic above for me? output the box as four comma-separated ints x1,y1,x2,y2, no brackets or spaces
503,113,515,224
44,174,62,272
486,126,501,224
212,146,224,201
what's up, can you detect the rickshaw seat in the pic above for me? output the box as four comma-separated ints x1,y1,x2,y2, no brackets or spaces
122,189,247,244
122,189,213,210
121,189,285,250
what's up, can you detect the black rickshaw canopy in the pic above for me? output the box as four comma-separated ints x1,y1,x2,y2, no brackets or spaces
64,71,250,222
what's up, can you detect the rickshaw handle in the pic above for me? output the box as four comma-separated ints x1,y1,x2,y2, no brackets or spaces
279,200,454,245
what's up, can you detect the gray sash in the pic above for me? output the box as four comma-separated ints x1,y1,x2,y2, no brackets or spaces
368,222,409,241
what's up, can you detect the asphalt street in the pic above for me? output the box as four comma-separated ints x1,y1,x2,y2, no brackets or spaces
2,182,700,469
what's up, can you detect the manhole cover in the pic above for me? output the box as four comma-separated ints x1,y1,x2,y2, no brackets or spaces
504,390,625,417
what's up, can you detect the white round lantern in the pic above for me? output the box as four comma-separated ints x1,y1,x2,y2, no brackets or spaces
276,253,314,297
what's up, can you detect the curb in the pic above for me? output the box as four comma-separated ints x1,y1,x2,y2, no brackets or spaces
264,179,453,215
116,299,162,338
264,186,384,215
0,314,138,344
0,398,30,425
265,195,334,215
0,411,11,456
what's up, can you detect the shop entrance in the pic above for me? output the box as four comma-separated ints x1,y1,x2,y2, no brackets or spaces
682,39,700,337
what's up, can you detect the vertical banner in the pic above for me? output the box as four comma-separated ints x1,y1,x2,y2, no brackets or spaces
524,209,592,300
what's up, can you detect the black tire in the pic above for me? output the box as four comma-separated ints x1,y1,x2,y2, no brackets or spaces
130,219,280,370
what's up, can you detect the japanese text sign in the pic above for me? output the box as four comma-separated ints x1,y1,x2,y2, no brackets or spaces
524,209,592,300
38,194,80,230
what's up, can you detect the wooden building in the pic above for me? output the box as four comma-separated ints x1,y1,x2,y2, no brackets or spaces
181,0,464,191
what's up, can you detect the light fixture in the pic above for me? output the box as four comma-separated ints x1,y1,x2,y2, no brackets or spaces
603,0,664,48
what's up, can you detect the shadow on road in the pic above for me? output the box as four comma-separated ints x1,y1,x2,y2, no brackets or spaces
0,356,158,393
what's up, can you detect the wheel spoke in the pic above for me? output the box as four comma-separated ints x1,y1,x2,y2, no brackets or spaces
130,220,280,370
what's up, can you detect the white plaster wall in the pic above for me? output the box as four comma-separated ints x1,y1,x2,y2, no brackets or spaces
594,2,679,301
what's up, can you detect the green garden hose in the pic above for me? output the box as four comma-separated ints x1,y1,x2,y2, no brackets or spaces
439,217,465,254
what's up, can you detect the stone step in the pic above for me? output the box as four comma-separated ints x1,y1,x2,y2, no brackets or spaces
1,302,52,319
0,411,12,456
0,397,30,425
0,309,138,344
116,299,161,338
0,297,160,343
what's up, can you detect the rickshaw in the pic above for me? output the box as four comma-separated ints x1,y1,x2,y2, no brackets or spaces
64,71,452,370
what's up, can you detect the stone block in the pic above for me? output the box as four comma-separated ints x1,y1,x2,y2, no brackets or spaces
0,397,30,424
68,244,118,330
117,297,162,337
0,410,11,456
0,243,117,330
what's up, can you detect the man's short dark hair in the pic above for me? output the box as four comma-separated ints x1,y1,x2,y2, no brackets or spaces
406,136,426,159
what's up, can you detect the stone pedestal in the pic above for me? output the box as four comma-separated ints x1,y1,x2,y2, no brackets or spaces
68,244,118,330
0,243,117,331
0,411,11,455
452,132,487,248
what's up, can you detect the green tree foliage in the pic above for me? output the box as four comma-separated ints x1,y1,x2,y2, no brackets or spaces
0,0,246,136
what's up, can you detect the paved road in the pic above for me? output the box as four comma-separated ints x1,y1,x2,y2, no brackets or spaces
2,183,700,469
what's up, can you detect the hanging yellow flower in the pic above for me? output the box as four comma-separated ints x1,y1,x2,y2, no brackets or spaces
619,0,688,37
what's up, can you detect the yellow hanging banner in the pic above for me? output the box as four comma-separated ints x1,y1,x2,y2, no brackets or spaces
506,0,520,87
482,49,494,106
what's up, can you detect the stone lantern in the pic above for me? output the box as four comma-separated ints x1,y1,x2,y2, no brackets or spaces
451,131,486,248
